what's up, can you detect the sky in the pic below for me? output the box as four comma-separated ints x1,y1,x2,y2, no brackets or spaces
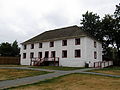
0,0,119,44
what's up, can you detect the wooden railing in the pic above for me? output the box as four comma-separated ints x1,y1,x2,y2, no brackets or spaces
94,61,113,68
30,57,59,66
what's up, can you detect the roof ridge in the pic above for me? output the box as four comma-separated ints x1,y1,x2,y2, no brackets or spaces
45,25,78,32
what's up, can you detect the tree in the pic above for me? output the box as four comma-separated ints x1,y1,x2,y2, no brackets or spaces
114,3,120,60
0,42,13,56
81,11,102,40
11,40,20,56
0,41,20,57
101,15,115,55
80,4,120,65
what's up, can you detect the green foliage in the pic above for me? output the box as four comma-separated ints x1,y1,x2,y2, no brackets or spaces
0,42,13,56
0,40,20,57
11,40,20,56
81,11,102,40
81,3,120,65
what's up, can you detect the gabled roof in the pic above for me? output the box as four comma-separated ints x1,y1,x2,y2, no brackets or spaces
22,25,99,44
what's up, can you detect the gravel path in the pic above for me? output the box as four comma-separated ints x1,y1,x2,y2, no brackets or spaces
0,67,119,89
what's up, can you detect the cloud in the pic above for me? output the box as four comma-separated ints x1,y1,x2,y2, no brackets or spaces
0,0,119,43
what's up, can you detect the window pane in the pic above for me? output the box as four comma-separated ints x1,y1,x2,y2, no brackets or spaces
51,51,55,58
94,41,96,48
30,52,34,58
38,52,42,58
94,51,97,59
50,42,54,47
75,49,81,57
75,38,80,45
62,50,67,58
23,53,26,59
31,44,34,49
23,45,26,50
62,40,67,46
39,43,42,48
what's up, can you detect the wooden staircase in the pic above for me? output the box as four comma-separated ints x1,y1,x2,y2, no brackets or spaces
30,57,59,66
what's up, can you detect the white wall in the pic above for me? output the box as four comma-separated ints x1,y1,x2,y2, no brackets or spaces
20,36,102,67
85,37,102,67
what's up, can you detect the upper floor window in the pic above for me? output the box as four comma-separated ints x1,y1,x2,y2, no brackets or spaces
23,45,27,50
39,43,42,48
62,40,67,46
94,51,97,59
30,52,34,58
75,49,81,58
50,41,54,47
31,44,34,49
75,38,80,45
62,50,67,58
23,53,26,59
94,41,96,48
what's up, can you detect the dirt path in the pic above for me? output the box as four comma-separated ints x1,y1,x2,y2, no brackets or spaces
0,67,119,89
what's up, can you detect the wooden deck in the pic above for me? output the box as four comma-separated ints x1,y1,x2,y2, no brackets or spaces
30,57,59,66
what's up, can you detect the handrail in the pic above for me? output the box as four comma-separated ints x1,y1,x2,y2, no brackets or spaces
30,57,59,66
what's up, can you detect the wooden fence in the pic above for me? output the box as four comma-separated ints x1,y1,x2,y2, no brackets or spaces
94,61,113,68
0,57,20,65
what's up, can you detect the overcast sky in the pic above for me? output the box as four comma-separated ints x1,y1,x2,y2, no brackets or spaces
0,0,119,44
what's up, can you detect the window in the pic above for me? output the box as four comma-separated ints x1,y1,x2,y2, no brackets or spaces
62,40,67,46
62,50,67,58
39,43,42,48
31,44,34,49
30,52,34,58
23,45,27,50
94,51,97,59
23,53,26,59
75,49,81,57
94,41,96,48
51,51,55,58
50,41,54,47
38,52,42,58
75,38,80,45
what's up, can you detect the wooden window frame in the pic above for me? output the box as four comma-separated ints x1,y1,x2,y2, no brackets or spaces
30,52,34,58
94,51,97,59
23,53,26,59
38,52,42,58
39,43,42,48
31,44,34,49
50,41,54,47
62,50,67,58
51,51,56,58
94,41,96,48
75,38,80,45
75,49,81,58
62,40,67,46
23,45,27,50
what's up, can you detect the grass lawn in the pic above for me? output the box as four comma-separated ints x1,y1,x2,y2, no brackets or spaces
88,66,120,75
0,65,29,67
8,73,120,90
29,66,85,71
0,69,50,81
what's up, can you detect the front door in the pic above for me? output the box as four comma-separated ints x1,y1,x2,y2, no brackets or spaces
45,51,49,58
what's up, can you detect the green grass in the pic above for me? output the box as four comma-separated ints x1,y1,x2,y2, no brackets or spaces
87,66,120,75
90,66,120,71
0,69,50,81
0,65,29,67
29,66,85,71
7,73,120,90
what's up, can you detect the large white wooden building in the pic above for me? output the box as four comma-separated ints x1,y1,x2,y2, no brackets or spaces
20,25,103,67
